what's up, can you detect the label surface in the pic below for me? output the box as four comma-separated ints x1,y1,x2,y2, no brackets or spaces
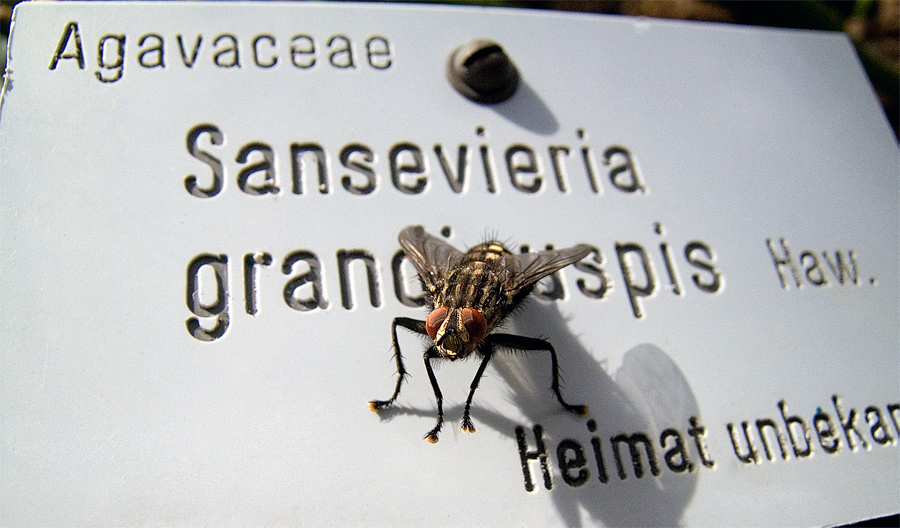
1,2,898,526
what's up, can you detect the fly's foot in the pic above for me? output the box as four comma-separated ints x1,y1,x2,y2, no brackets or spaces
368,400,392,412
423,419,443,443
566,403,589,416
460,406,476,433
460,415,476,434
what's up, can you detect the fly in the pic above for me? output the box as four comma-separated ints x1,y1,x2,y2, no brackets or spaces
369,225,591,443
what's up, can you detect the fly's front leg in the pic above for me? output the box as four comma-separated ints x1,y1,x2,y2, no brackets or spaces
368,317,426,412
422,347,444,443
460,350,493,434
487,333,589,416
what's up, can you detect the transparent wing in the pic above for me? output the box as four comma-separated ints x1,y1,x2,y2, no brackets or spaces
398,225,464,290
505,244,592,295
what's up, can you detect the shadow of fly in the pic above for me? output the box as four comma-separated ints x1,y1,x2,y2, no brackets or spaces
369,225,590,443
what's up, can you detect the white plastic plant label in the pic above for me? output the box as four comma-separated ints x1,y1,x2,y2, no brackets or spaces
1,2,897,526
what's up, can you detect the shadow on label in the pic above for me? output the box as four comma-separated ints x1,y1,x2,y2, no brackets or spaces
490,79,559,135
490,301,701,527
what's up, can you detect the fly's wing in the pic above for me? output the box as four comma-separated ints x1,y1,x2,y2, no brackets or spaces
504,244,592,296
398,225,464,292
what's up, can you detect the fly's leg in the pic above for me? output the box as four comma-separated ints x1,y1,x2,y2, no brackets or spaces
460,350,493,434
422,347,444,443
487,333,589,416
368,317,426,412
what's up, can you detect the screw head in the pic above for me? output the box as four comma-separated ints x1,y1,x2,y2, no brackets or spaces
446,39,520,104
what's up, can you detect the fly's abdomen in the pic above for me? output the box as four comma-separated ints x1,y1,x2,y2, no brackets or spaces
463,242,509,266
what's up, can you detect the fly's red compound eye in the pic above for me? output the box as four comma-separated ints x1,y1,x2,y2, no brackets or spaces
460,308,487,342
425,307,450,340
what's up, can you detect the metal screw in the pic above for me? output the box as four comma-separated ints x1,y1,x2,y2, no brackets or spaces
446,39,520,104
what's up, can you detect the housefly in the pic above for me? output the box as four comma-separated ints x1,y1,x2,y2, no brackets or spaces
369,225,591,443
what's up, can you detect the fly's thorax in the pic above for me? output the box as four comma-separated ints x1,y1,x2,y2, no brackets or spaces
437,263,506,321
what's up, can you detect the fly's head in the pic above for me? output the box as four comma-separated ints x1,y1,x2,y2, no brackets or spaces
425,306,488,360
